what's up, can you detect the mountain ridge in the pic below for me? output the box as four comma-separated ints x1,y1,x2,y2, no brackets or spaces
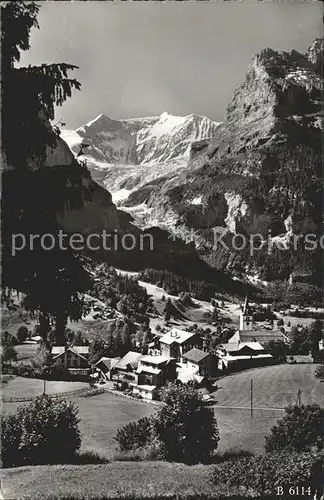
63,111,222,166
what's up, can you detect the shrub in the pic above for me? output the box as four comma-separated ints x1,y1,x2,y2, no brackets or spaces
211,451,324,497
152,382,219,464
17,325,29,343
263,340,288,364
1,413,23,467
114,417,152,452
2,344,17,366
315,364,324,380
1,395,81,467
265,404,324,453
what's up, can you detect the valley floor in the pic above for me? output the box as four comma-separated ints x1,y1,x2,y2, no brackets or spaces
3,364,322,461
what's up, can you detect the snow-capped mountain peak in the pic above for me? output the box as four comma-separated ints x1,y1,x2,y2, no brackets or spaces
63,111,221,166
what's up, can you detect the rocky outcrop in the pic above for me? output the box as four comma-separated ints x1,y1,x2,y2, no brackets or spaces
124,40,323,281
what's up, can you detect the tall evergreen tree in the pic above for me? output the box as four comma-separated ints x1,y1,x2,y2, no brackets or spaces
1,2,93,344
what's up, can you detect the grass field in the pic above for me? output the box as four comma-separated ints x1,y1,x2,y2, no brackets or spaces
2,376,89,399
211,363,323,408
1,461,233,500
73,392,156,458
4,364,322,459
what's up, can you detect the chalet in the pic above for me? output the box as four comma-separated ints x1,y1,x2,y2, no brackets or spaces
159,328,201,361
131,355,177,400
95,356,120,380
178,348,217,384
112,351,143,386
51,346,90,376
216,341,273,372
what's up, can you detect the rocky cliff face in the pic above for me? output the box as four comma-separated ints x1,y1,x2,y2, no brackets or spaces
61,39,322,282
123,39,323,281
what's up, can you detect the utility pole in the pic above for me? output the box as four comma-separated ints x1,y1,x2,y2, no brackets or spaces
43,378,46,395
296,389,301,406
250,378,253,418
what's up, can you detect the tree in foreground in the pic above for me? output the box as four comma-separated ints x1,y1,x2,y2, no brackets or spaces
1,395,81,467
265,404,324,453
315,364,324,380
2,344,18,368
1,1,93,345
264,339,288,364
211,451,324,498
152,382,219,463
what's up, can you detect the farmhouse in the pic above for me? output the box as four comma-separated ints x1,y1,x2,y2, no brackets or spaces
51,346,90,376
95,356,120,380
178,348,217,384
131,355,177,400
112,351,143,386
216,341,273,372
159,328,201,361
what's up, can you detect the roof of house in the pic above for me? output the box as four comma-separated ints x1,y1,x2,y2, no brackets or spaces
137,365,162,375
182,348,210,364
130,384,157,392
51,346,90,356
114,351,143,370
159,329,197,345
217,341,264,353
239,330,288,343
223,353,273,362
95,357,120,370
177,369,205,384
140,355,174,365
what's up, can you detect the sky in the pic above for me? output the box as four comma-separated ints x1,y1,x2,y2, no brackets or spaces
19,1,323,129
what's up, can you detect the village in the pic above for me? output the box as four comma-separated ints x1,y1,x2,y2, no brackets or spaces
45,295,318,401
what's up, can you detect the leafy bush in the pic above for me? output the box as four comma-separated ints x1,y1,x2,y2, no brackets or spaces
265,404,324,453
1,395,81,467
151,382,220,464
1,412,22,467
211,451,324,497
263,340,288,364
315,364,324,380
17,325,29,343
114,417,152,452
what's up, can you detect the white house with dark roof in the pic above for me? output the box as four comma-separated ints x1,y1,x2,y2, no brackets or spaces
130,354,177,400
95,356,120,380
159,328,201,361
178,347,217,383
112,351,143,385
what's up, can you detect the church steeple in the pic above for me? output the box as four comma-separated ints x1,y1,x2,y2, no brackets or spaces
242,295,250,315
240,295,253,331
